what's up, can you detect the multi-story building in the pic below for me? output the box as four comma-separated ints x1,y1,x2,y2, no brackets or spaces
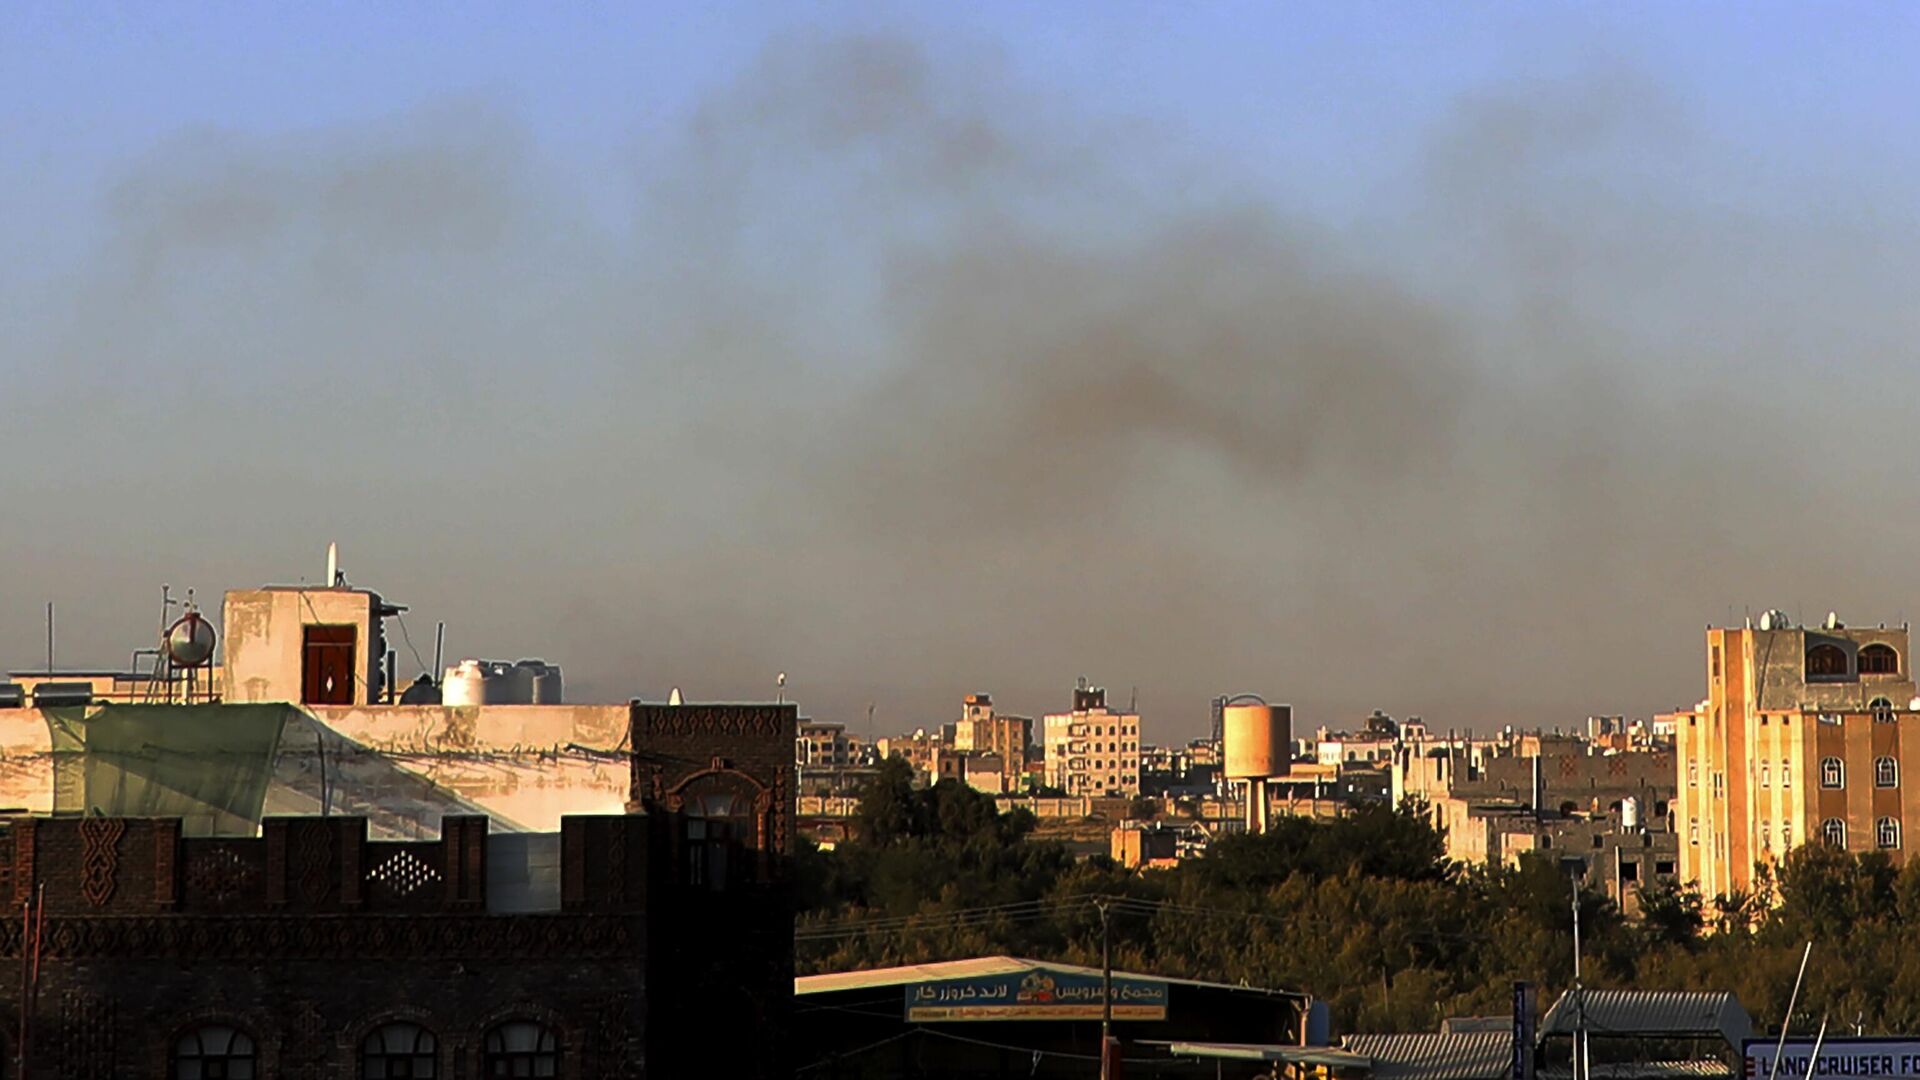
952,693,1033,792
797,719,853,767
1042,683,1141,797
1678,612,1920,901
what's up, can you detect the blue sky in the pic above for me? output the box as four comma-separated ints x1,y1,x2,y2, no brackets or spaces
4,4,1919,734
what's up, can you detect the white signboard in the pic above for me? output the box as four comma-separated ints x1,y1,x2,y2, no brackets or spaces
1747,1040,1920,1080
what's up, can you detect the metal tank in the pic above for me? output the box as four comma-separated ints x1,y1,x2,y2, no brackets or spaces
1221,700,1292,835
164,611,218,669
1622,796,1640,831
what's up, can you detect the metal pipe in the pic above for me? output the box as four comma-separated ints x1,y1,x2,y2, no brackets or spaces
1765,943,1814,1080
432,622,446,684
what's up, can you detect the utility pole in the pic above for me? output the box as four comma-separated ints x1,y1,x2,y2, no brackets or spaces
1098,898,1113,1080
1571,877,1585,1080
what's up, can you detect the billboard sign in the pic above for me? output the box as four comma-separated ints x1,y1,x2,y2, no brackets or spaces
1746,1040,1920,1080
905,968,1169,1022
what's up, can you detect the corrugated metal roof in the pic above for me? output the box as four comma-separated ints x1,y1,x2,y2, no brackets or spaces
795,955,1302,998
1442,1017,1513,1035
1540,990,1752,1048
1343,1031,1514,1080
1165,1042,1372,1068
1541,1060,1734,1080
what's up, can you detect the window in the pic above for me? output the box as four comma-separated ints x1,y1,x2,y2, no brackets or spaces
1871,696,1897,724
1861,645,1901,675
1782,767,1791,789
1655,860,1675,875
1806,643,1849,679
1761,825,1771,852
1713,772,1725,796
174,1025,256,1080
1620,859,1639,882
685,790,753,891
1821,757,1845,789
1712,645,1722,679
484,1021,559,1078
1781,822,1792,847
1823,818,1847,849
1592,834,1604,850
363,1022,437,1079
1687,763,1698,787
1761,765,1770,788
1879,818,1902,850
1878,757,1899,788
1688,821,1699,845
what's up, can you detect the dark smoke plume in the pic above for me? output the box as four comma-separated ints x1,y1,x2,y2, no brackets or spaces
5,32,1918,739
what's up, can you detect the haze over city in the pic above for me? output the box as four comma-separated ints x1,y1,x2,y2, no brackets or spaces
7,4,1920,738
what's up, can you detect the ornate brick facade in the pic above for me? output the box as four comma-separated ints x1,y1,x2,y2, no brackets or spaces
0,700,795,1078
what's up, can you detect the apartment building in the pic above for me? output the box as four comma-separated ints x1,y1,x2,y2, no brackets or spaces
1677,613,1920,900
1042,682,1141,797
953,693,1033,791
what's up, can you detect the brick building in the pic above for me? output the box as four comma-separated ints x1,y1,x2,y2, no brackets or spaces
0,700,794,1078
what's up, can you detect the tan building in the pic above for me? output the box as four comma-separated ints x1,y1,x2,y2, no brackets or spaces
953,693,1032,792
1678,613,1919,900
1042,683,1141,797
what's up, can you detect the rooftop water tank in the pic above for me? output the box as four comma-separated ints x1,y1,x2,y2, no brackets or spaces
1223,702,1292,780
399,674,442,705
521,660,564,705
443,660,487,707
32,682,94,708
164,611,218,669
1622,796,1640,831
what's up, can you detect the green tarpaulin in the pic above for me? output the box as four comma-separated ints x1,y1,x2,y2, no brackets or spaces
41,703,291,836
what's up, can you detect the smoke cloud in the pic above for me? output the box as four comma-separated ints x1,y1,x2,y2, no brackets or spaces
5,31,1918,739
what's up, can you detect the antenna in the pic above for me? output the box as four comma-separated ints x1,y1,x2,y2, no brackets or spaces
44,603,53,678
432,622,446,684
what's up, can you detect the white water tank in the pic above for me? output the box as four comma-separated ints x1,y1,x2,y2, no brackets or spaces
1622,796,1640,831
1223,702,1293,780
444,660,487,707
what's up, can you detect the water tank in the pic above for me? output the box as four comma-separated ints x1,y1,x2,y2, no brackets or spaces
399,674,442,705
164,611,218,668
0,684,22,709
479,660,531,705
1223,702,1292,780
1622,796,1640,831
525,661,564,705
443,660,487,707
32,682,94,707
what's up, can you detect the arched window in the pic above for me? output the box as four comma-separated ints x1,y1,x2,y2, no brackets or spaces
363,1022,437,1079
484,1021,560,1078
685,792,746,891
1880,818,1903,850
1871,696,1896,724
1823,818,1847,849
1820,757,1845,789
1806,643,1849,678
1877,757,1899,788
173,1025,256,1080
1861,644,1901,675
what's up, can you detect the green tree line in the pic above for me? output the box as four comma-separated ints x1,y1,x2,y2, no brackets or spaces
797,759,1920,1033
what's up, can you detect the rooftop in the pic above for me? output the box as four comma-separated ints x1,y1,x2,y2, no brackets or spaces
795,954,1304,999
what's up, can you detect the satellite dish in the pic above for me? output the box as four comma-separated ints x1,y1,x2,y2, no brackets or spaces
667,687,683,706
1826,612,1843,630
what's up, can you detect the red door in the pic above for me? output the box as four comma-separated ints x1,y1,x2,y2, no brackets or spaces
302,626,357,705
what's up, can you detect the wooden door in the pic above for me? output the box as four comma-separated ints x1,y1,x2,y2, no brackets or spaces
302,625,357,705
